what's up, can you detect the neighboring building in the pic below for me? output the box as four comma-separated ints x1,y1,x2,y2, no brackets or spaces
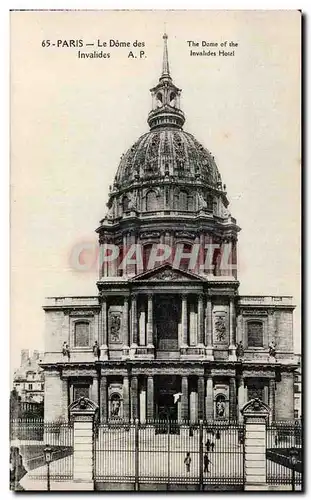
41,34,297,423
294,353,302,419
13,349,44,403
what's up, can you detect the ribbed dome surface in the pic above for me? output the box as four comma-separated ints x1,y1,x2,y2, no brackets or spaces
114,129,222,188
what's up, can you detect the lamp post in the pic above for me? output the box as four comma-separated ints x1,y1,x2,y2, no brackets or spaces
44,446,53,491
289,447,298,492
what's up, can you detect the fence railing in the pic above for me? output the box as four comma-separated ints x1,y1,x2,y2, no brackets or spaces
10,419,74,482
94,419,244,489
266,420,302,486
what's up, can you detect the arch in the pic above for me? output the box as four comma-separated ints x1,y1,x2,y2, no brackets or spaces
247,320,264,347
143,243,153,271
169,91,176,106
74,321,90,347
122,195,130,212
146,190,158,211
156,92,163,107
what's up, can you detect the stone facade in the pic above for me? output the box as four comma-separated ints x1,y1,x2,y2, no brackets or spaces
40,34,297,423
13,350,44,403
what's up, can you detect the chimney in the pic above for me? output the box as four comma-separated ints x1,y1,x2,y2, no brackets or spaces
21,349,29,366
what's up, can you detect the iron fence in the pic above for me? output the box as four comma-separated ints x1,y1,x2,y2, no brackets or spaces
94,419,244,489
266,420,302,486
10,419,74,482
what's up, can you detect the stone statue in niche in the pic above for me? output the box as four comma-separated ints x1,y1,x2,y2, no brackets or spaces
214,316,226,342
110,395,121,417
93,341,100,359
268,341,276,358
236,341,244,359
216,395,226,417
110,314,121,342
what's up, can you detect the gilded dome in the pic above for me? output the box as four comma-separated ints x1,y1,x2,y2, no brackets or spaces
114,129,222,188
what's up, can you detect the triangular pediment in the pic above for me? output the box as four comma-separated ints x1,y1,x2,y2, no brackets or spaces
130,264,206,282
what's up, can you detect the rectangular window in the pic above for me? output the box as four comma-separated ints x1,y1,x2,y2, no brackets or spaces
73,384,89,401
248,385,263,401
247,321,263,347
28,383,33,390
294,410,299,419
294,384,300,393
74,321,90,347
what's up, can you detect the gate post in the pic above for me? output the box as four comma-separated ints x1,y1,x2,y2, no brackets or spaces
68,397,98,490
241,398,271,491
199,420,203,491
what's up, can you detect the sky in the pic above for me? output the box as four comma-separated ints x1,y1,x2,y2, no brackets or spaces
10,10,301,378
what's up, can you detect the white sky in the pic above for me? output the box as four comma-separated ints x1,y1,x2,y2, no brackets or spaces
10,10,301,378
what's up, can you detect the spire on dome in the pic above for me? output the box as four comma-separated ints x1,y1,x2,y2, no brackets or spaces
161,33,171,80
147,33,185,130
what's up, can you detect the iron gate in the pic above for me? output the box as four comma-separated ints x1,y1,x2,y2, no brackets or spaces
94,419,245,490
266,420,302,487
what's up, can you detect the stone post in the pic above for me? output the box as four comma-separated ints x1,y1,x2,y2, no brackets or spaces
241,398,271,491
268,379,275,422
238,375,245,422
229,377,237,421
69,397,98,490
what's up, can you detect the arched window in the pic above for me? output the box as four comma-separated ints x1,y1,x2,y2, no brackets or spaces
179,190,188,210
170,92,176,106
74,321,90,347
179,243,193,271
215,394,226,418
122,196,130,212
143,244,153,271
156,92,163,107
146,191,157,211
247,321,263,347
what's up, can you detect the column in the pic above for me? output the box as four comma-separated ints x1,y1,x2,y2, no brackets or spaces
189,390,198,423
91,377,99,405
123,296,129,349
61,378,68,420
263,385,269,406
147,376,154,421
189,302,197,346
268,379,275,421
100,376,108,423
123,375,130,421
131,294,138,346
147,294,154,347
238,376,245,422
139,380,146,423
123,233,127,277
181,294,188,347
229,297,236,347
205,376,214,419
131,376,139,420
198,376,205,420
139,303,146,346
181,376,189,420
197,294,204,345
229,377,237,421
101,296,107,348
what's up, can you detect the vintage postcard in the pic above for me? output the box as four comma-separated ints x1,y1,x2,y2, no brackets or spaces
10,9,302,492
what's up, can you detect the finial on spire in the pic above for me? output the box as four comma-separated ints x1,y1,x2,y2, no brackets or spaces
161,32,170,79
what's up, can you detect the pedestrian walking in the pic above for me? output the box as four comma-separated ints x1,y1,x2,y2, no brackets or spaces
216,430,221,440
184,452,191,473
211,441,215,452
203,452,211,473
205,438,211,452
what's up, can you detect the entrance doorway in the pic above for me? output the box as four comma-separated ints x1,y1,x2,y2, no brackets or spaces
155,375,180,421
155,295,180,351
